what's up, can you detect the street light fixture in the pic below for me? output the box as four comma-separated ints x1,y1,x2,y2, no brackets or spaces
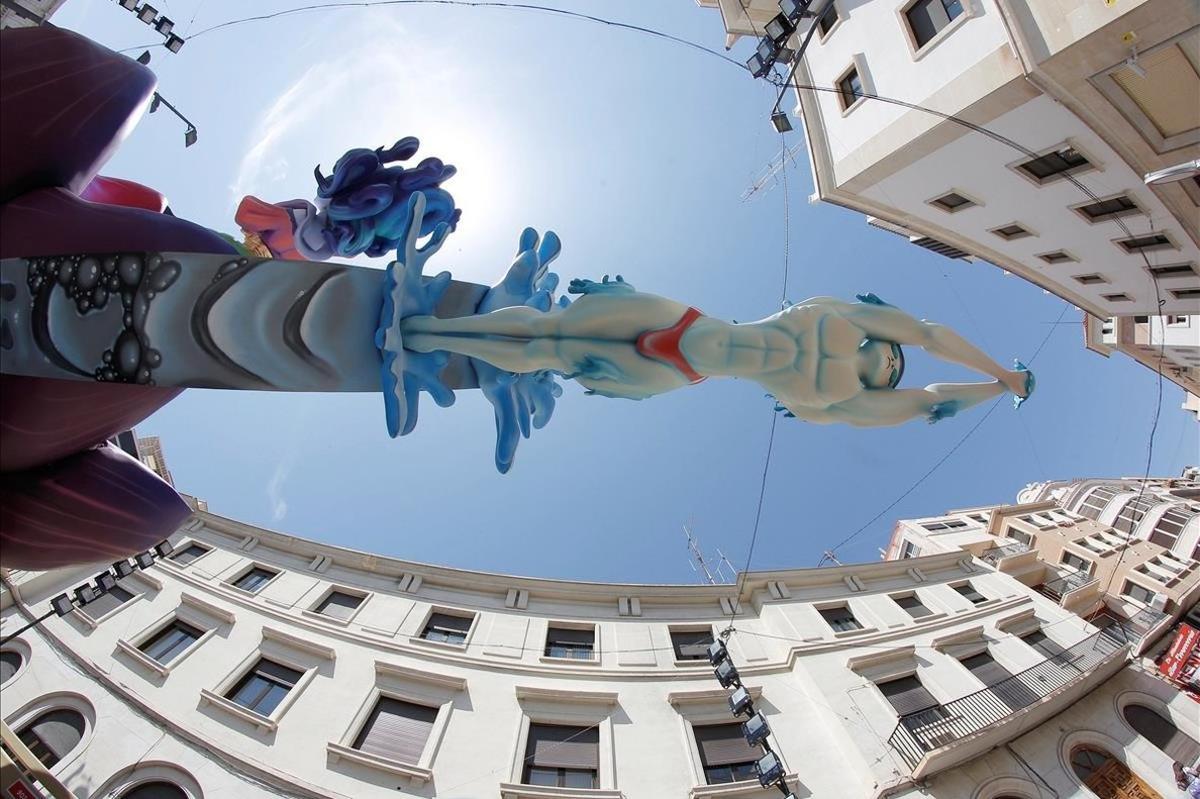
119,0,137,9
73,585,98,605
714,659,740,688
113,559,135,579
154,540,175,558
771,110,793,133
1144,159,1200,186
165,34,186,53
743,711,771,746
765,14,795,46
94,572,118,594
154,16,174,35
184,127,198,148
729,685,753,716
755,750,783,785
135,550,156,569
137,4,158,24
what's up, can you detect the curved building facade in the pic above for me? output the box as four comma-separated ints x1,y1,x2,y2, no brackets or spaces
2,509,1197,799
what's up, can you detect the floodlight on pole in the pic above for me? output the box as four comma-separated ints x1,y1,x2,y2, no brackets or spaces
94,572,118,594
746,53,771,79
136,50,152,65
779,0,813,21
51,594,74,617
154,16,174,35
149,95,161,113
1144,159,1200,186
755,751,784,785
771,111,793,133
714,659,740,688
765,14,795,46
113,559,135,579
154,540,175,558
706,639,729,667
135,550,156,569
165,34,186,53
119,0,137,9
729,685,753,716
136,4,158,24
743,711,771,746
184,127,198,148
73,584,98,606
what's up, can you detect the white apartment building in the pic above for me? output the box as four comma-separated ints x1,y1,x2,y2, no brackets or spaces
697,0,1200,395
884,482,1200,656
2,509,1199,799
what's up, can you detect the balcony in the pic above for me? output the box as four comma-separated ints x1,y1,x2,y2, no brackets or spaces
886,629,1128,778
980,542,1030,566
1037,570,1097,605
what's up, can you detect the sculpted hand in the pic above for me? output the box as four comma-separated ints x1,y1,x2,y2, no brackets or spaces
478,227,562,313
568,274,635,296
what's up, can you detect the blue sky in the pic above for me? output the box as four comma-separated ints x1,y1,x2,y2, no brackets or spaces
54,0,1197,583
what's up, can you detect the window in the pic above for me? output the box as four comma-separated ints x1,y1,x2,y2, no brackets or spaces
899,540,922,559
1075,195,1141,222
225,658,303,716
420,612,473,645
232,567,277,593
1122,581,1156,605
1016,146,1090,183
313,590,362,621
1060,552,1091,573
877,675,938,716
1,651,21,684
817,2,840,37
1113,496,1164,534
544,626,596,660
953,583,986,605
929,191,976,212
894,594,932,618
1078,485,1123,519
1171,288,1200,300
1111,43,1200,139
693,722,758,785
1149,263,1198,278
1122,704,1200,764
959,651,1037,711
1073,273,1109,285
991,223,1033,241
170,543,210,564
904,0,963,49
1148,504,1195,547
17,709,86,770
1101,292,1133,302
1038,250,1076,264
351,697,438,764
522,724,598,788
922,519,967,531
671,628,714,660
139,619,204,665
836,65,863,110
120,783,188,799
84,583,136,619
1020,629,1066,660
819,605,862,632
1116,233,1174,254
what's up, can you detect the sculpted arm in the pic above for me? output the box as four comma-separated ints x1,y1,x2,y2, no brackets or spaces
808,381,1011,427
836,296,1028,395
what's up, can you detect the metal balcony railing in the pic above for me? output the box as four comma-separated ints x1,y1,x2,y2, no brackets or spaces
980,542,1030,566
1039,571,1096,600
886,630,1127,771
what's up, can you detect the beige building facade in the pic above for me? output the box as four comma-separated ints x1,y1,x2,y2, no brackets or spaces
698,0,1200,395
2,508,1199,798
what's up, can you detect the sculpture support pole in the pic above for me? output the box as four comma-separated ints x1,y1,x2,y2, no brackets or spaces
0,252,486,392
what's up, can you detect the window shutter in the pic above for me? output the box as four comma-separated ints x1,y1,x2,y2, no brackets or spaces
85,584,135,617
353,698,438,763
878,676,938,715
256,659,303,687
428,613,472,633
28,710,85,761
693,723,757,767
961,653,1011,686
318,591,361,620
547,627,594,645
527,724,599,770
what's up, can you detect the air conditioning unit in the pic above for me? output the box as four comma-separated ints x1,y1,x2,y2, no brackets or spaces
1149,593,1169,611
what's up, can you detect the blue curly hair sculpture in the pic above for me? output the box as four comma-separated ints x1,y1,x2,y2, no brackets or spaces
315,137,462,258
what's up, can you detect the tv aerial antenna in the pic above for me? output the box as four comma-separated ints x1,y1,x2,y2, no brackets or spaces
685,521,737,584
741,141,806,202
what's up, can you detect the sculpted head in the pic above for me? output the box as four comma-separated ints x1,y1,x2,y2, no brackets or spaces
858,339,904,389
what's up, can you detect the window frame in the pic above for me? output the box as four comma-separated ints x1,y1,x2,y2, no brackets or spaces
891,592,937,620
541,621,600,664
199,632,330,734
897,0,971,60
1007,141,1098,187
834,60,866,114
304,585,368,626
412,607,479,650
1121,579,1158,606
167,541,213,567
225,563,281,596
1036,250,1078,265
507,687,618,791
8,694,95,777
815,0,844,43
989,222,1036,242
115,594,230,678
1,640,30,686
951,581,988,606
926,189,981,214
1112,231,1179,255
669,626,716,663
73,578,146,628
1070,193,1144,224
817,602,868,635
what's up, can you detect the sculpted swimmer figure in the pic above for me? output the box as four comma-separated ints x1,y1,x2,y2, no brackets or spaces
398,270,1035,427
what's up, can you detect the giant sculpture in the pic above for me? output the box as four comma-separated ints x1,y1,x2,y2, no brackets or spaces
0,26,1032,569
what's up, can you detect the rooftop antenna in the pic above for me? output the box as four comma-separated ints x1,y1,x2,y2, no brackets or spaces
713,548,738,584
820,549,843,566
741,141,807,202
684,522,720,585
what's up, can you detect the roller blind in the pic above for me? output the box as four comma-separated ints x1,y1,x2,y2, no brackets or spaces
316,591,361,620
427,613,472,632
693,723,757,767
546,627,594,645
878,676,938,715
353,697,438,764
961,653,1011,686
1112,44,1200,138
526,724,599,770
671,630,713,659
